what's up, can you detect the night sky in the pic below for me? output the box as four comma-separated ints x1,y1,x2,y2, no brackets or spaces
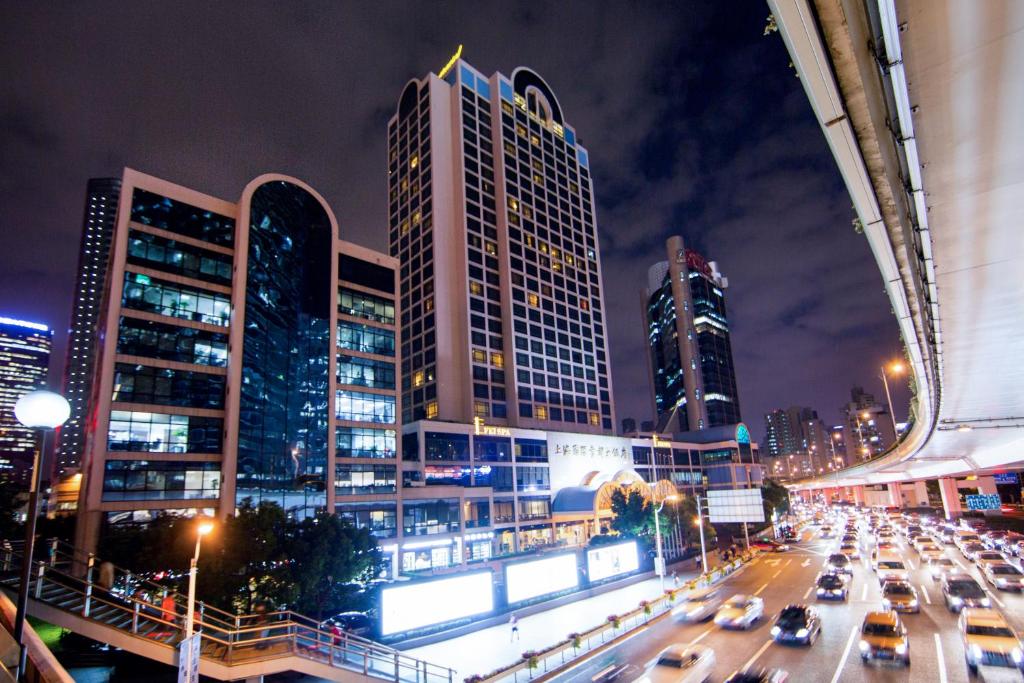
0,1,910,440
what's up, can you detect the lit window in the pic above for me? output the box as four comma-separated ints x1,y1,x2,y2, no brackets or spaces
530,134,540,146
413,370,424,387
528,293,540,308
516,124,527,138
589,413,600,426
426,401,439,419
401,178,409,191
535,406,548,421
469,281,483,296
491,352,504,368
523,206,533,220
539,242,548,254
580,300,589,311
485,241,498,256
508,198,519,211
552,261,562,272
424,296,434,311
410,155,419,169
412,210,421,224
472,348,487,363
474,401,488,418
400,218,410,235
502,101,514,115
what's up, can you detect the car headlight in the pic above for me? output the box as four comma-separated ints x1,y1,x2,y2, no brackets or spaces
796,628,809,638
981,597,991,607
859,640,870,652
771,626,781,637
895,643,908,655
971,644,983,660
1012,648,1023,664
951,596,963,606
833,589,843,595
997,578,1008,585
882,599,891,609
817,588,826,595
909,599,918,607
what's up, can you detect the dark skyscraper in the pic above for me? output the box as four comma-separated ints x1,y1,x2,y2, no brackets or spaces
643,236,741,431
57,178,121,475
0,316,52,485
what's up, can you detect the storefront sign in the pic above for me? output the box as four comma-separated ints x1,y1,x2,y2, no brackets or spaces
473,417,511,437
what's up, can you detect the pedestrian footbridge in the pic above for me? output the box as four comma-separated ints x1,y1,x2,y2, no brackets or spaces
0,541,453,683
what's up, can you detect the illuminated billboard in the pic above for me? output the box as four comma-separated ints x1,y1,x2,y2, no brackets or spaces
706,488,765,523
380,571,493,636
505,553,579,603
965,494,1001,511
586,540,639,582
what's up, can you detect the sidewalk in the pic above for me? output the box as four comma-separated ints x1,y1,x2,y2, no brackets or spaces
405,564,704,680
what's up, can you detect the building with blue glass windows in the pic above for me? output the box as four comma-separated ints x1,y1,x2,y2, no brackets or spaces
74,168,401,556
643,235,742,431
0,316,52,486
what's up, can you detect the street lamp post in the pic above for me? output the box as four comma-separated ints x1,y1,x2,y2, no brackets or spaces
695,496,708,573
12,390,70,681
652,493,678,591
880,362,904,440
185,520,215,639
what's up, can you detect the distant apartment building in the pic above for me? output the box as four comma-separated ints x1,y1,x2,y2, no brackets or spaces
842,386,896,462
0,316,52,486
57,177,122,475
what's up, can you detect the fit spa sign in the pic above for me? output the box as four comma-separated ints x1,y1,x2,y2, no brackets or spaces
547,432,633,492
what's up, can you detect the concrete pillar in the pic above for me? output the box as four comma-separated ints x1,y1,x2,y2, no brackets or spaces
977,477,999,496
939,478,962,520
887,482,903,508
852,485,865,506
910,481,929,507
821,489,832,505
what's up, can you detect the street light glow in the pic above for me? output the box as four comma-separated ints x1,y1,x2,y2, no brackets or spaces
197,520,215,536
888,361,905,374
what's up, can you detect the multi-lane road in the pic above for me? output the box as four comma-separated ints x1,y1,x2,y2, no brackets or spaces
552,525,1024,682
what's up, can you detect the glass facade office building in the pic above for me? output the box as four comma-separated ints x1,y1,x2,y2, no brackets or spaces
75,169,401,556
387,59,615,434
0,317,52,486
644,236,741,431
58,178,121,476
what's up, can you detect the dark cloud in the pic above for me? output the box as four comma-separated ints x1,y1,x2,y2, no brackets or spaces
0,1,909,439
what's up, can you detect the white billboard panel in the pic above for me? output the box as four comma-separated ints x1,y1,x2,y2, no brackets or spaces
547,432,633,493
380,571,493,635
707,488,765,523
586,540,639,582
506,553,579,603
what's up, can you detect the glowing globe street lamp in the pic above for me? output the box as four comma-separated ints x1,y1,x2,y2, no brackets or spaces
12,389,70,680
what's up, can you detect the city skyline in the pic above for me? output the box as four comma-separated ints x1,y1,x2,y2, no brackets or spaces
0,3,911,439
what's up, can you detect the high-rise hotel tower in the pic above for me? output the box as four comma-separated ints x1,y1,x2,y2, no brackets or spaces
387,58,615,434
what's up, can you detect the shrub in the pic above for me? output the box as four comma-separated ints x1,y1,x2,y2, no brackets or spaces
607,614,621,629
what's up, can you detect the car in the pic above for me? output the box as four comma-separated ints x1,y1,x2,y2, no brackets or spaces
881,580,920,613
714,594,764,630
942,575,992,612
841,534,857,544
927,557,957,581
936,527,957,545
981,530,1014,549
751,537,789,553
875,558,909,583
955,534,983,554
959,608,1024,677
982,563,1024,591
723,666,789,683
819,526,834,539
918,544,944,561
1006,540,1024,558
638,643,716,683
859,611,910,666
770,605,821,646
838,543,860,560
671,587,724,622
815,573,848,601
320,611,373,638
826,553,853,574
962,542,989,562
975,550,1009,569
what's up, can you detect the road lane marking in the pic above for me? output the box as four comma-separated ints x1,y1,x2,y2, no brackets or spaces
861,584,868,601
956,560,970,572
803,585,813,599
906,557,916,570
829,626,860,683
920,583,932,604
935,633,948,683
690,626,714,644
740,639,773,672
985,589,1006,608
784,559,792,567
754,582,769,596
801,559,811,567
772,570,782,579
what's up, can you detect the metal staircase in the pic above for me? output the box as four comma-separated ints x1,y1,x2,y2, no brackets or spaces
0,541,453,683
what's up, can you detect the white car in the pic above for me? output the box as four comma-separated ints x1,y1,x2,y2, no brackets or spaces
714,594,765,630
636,644,716,683
927,557,957,581
671,587,723,623
875,559,909,583
975,551,1009,569
839,543,861,560
982,563,1024,591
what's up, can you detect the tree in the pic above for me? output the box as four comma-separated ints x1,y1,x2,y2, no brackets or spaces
609,488,653,537
761,479,791,521
676,495,716,548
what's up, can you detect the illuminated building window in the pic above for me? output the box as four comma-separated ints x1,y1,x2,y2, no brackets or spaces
552,261,561,272
539,242,548,254
502,101,514,115
527,293,540,308
474,401,488,418
410,154,419,169
413,370,424,387
580,299,589,311
412,210,421,225
424,296,434,311
400,218,410,235
525,235,534,247
469,281,483,296
472,348,487,363
523,206,533,219
589,413,600,426
508,213,520,226
485,241,498,256
533,173,543,185
400,178,409,191
491,352,504,368
508,198,519,211
530,134,540,146
535,406,548,421
532,159,543,172
515,124,527,138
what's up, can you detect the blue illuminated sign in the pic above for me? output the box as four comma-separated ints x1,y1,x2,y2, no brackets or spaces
736,423,751,445
994,472,1019,485
965,494,1002,511
0,316,48,332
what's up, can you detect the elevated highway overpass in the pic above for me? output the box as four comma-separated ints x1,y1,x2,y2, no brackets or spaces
768,0,1024,504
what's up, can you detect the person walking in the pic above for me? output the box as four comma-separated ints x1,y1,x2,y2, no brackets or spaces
509,613,520,642
672,571,680,588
